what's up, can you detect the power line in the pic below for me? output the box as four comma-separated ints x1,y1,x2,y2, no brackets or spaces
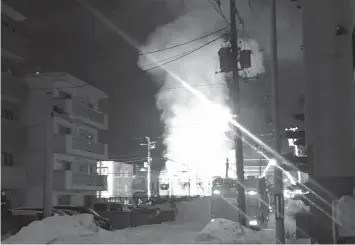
24,34,223,91
207,0,230,26
139,27,227,55
141,49,198,69
143,34,225,72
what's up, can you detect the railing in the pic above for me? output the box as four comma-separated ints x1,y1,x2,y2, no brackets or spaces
72,101,106,125
72,173,107,187
72,137,106,155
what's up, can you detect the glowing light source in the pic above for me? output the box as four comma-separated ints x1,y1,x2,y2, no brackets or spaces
213,189,221,195
246,190,258,196
249,220,258,226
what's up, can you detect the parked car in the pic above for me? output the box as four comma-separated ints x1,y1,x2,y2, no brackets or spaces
54,206,112,230
94,202,131,212
59,209,81,216
11,207,67,218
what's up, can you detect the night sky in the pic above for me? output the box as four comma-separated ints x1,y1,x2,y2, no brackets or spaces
9,0,305,170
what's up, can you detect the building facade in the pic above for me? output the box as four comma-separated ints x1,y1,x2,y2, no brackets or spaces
98,161,133,199
1,2,29,207
22,72,108,207
131,163,160,196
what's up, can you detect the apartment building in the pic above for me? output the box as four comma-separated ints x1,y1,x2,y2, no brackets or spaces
22,72,108,207
1,2,29,207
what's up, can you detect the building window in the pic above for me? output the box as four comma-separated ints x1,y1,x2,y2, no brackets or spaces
58,124,71,135
58,90,71,99
60,160,71,171
1,152,13,167
100,167,108,175
88,165,96,174
57,195,71,205
79,164,89,173
78,128,93,141
1,108,15,120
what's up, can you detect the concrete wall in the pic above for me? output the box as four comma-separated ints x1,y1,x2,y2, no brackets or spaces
303,0,355,177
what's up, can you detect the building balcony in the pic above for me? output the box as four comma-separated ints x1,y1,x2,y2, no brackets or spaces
1,26,28,61
53,170,107,191
55,99,108,130
1,166,26,189
54,135,108,160
1,73,27,104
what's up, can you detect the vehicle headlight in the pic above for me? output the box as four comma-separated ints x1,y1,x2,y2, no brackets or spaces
212,190,221,195
249,220,258,226
246,190,258,196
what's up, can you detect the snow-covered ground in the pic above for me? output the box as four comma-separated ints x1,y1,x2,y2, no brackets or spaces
3,197,310,244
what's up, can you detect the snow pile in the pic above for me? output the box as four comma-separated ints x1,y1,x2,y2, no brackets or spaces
2,214,128,244
175,198,211,224
195,218,276,244
195,218,245,243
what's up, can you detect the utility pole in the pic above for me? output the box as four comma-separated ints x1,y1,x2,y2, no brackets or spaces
230,0,246,227
43,91,54,217
270,0,285,243
141,137,155,199
225,158,229,178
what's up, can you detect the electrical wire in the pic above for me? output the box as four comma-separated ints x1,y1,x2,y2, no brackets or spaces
207,0,230,26
141,49,199,69
143,34,225,72
139,27,227,55
18,34,224,91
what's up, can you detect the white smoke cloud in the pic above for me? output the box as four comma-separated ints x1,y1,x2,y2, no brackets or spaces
137,0,266,184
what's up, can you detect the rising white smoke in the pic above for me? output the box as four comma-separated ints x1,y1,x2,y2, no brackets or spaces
138,0,265,189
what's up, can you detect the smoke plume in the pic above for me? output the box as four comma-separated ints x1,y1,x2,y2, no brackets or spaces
138,0,267,183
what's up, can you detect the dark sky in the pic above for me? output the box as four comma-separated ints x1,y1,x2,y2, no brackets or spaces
9,0,305,168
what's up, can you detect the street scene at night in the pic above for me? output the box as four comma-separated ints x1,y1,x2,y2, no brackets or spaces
1,0,355,243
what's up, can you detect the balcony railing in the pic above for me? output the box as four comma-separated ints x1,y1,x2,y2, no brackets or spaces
72,173,107,188
53,170,107,191
54,135,108,160
72,137,106,155
72,101,107,129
